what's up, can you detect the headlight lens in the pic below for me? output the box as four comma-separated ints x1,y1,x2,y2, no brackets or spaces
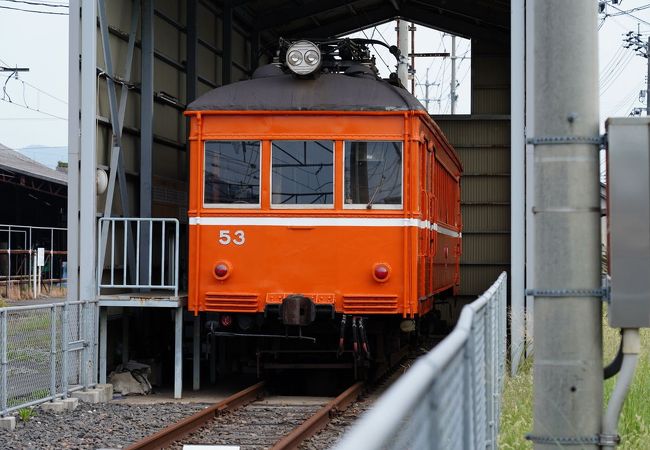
288,50,303,66
304,50,319,65
284,40,321,75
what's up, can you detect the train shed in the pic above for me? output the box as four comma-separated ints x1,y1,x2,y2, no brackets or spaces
69,0,519,397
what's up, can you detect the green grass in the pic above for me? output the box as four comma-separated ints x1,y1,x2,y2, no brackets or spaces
499,314,650,449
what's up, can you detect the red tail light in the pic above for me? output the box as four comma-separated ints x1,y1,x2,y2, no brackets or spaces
373,263,390,282
214,262,230,280
220,314,233,328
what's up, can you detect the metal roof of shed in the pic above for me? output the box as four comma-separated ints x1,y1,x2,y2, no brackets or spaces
0,143,67,186
234,0,510,47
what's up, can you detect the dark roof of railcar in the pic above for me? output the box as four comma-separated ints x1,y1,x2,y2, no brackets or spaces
187,72,425,112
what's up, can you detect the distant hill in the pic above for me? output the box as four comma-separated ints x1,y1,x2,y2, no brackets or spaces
17,145,67,170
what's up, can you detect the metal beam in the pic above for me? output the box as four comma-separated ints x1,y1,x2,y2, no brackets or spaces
510,0,526,375
185,0,199,110
287,3,507,43
79,0,97,303
222,0,233,85
250,30,259,72
140,0,154,285
256,0,353,31
410,0,508,31
174,307,183,398
67,0,81,305
97,0,138,285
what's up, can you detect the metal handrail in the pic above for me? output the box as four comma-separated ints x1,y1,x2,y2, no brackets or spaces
334,272,508,450
97,218,179,297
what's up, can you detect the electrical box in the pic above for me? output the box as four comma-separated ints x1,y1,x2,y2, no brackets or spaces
607,117,650,328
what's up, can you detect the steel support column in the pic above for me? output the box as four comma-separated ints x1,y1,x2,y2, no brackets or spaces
174,307,183,399
67,1,81,305
99,306,107,384
222,0,233,85
97,0,139,286
525,0,536,360
79,0,97,305
510,0,526,375
140,0,154,286
186,0,198,104
193,315,200,391
250,30,259,72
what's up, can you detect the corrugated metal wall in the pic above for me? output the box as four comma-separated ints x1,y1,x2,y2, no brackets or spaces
96,0,254,220
434,40,510,296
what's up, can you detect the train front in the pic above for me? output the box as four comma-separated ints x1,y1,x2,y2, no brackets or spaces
186,39,432,368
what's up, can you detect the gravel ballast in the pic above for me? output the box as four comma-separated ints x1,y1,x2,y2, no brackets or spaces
0,402,208,449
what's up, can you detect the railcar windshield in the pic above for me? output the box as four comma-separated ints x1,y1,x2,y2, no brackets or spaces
203,141,260,207
344,141,403,209
271,140,334,207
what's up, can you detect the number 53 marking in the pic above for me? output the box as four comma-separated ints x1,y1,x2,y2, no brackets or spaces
219,230,245,246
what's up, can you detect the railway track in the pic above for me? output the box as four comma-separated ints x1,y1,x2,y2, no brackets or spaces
125,381,364,450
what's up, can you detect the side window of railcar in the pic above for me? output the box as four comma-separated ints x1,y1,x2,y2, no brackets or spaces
203,141,260,207
271,140,334,207
344,141,403,209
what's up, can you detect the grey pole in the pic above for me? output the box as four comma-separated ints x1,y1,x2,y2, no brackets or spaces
450,35,456,114
67,0,80,306
510,0,526,375
99,307,107,384
531,1,602,448
647,37,649,116
174,307,183,399
397,19,408,87
193,315,200,391
140,0,154,288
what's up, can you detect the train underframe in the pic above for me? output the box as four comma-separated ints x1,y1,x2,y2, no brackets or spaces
203,293,452,379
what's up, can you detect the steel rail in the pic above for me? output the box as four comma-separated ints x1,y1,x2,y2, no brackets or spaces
271,381,365,450
125,381,265,450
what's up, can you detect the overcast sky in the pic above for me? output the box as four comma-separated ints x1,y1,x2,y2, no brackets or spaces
0,1,648,153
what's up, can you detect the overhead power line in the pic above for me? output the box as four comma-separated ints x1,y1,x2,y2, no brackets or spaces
1,0,68,7
0,4,68,15
0,97,67,121
608,3,650,27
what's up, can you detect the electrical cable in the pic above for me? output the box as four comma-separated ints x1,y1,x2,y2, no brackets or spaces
608,3,650,27
600,52,636,94
1,0,68,7
0,4,68,14
1,74,68,105
0,97,67,120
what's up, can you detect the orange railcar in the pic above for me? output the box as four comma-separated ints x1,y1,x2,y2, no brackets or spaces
185,53,461,361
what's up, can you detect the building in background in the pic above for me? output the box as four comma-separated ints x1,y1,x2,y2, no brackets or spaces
0,142,66,227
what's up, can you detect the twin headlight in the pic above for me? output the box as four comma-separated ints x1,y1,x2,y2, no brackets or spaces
285,40,321,76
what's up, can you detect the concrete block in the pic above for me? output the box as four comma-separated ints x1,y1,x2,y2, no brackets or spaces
0,416,15,431
71,389,101,404
96,383,114,402
40,401,67,413
62,397,79,411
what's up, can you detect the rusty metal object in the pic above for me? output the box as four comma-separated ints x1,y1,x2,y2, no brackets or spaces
281,295,316,325
125,381,265,450
271,382,364,450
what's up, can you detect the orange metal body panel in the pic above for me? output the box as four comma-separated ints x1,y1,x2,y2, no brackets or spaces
187,111,462,318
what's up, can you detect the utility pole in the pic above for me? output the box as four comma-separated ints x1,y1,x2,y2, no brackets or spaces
396,19,409,88
450,35,457,114
530,0,602,448
623,31,650,115
416,67,439,113
410,22,416,95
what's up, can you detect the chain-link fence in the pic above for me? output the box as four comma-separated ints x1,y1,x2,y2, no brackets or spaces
335,272,507,450
0,301,97,415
